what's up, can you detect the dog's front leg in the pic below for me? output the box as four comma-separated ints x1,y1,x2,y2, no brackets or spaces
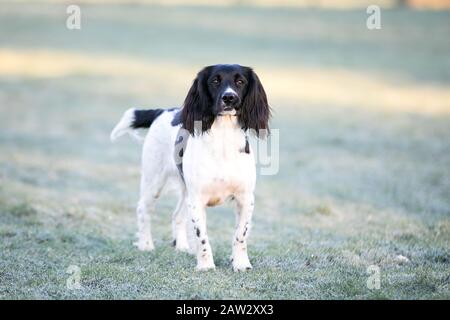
188,197,215,271
232,193,254,271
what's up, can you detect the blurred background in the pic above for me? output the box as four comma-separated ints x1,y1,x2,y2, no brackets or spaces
0,0,449,299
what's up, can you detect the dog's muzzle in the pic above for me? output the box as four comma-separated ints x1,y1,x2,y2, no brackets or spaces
219,92,240,115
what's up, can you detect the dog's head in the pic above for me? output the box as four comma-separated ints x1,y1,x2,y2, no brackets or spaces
181,64,271,137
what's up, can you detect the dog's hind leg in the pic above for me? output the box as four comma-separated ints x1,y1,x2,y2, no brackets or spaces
134,173,167,251
171,192,190,252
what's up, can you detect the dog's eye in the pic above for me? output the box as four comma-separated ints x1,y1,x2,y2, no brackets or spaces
212,78,220,85
236,79,244,86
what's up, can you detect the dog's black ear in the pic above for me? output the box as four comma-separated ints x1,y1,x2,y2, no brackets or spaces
239,68,271,138
181,67,214,135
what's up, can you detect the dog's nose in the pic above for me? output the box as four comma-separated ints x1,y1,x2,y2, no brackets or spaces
222,93,237,106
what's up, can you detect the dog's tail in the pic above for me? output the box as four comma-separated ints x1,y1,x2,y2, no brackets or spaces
110,108,165,142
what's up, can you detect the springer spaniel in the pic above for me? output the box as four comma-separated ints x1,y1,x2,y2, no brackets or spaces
110,64,271,271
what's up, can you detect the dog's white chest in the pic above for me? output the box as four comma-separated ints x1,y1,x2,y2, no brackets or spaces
183,116,256,206
201,150,251,206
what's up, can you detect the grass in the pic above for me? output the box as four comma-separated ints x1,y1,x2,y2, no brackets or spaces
0,2,449,299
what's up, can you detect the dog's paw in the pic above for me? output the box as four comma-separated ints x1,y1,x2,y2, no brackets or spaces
196,258,216,271
196,263,216,272
232,256,253,272
134,240,154,251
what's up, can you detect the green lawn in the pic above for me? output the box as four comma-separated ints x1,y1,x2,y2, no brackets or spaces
0,2,449,299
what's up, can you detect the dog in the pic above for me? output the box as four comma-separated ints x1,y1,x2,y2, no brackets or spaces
110,64,271,271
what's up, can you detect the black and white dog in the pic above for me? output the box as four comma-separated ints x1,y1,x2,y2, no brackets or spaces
111,64,270,271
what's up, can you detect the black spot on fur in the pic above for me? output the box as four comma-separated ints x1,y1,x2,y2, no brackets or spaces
201,239,206,245
175,135,183,144
172,239,176,247
196,228,201,237
131,109,165,129
174,128,189,183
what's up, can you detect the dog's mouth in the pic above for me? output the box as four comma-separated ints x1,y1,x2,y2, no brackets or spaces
218,101,240,116
219,110,237,116
219,105,237,116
